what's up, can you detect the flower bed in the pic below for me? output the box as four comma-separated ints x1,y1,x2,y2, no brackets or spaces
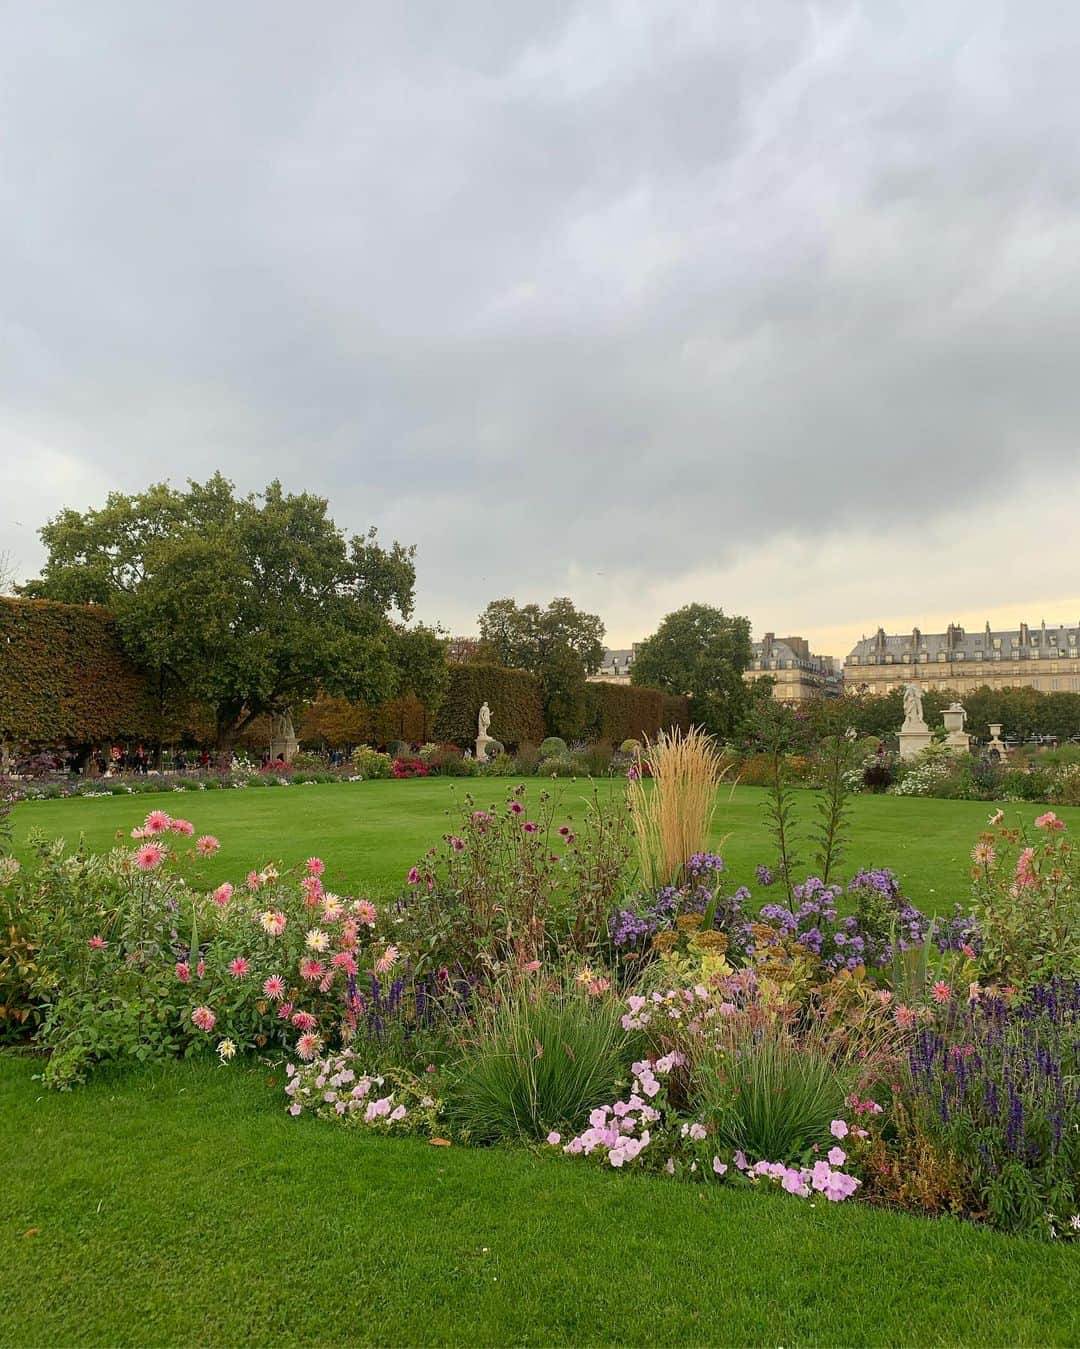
1,785,1076,1242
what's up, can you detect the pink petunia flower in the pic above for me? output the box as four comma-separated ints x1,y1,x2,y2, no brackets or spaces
191,1005,216,1033
134,842,166,872
830,1119,849,1139
88,934,107,950
229,957,249,979
828,1146,847,1167
196,835,220,857
263,974,286,1000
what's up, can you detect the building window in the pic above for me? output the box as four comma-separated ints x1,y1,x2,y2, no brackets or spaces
937,652,946,662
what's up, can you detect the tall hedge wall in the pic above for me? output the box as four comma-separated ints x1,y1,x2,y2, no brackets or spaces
662,693,692,734
433,664,544,749
0,597,203,745
583,682,662,742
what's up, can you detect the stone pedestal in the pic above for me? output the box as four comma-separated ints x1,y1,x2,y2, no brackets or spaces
899,728,933,760
475,735,495,763
269,712,299,763
942,702,970,753
987,723,1008,758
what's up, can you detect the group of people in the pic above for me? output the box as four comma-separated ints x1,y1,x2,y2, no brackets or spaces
91,745,214,776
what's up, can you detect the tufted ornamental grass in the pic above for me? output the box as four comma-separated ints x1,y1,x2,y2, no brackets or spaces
692,1022,860,1161
629,725,731,889
447,979,638,1144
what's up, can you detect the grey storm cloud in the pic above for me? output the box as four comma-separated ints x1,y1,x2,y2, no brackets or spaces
2,1,1080,645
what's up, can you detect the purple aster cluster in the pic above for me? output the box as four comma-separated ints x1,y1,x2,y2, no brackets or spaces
759,878,867,973
609,887,679,949
609,852,753,961
686,852,726,880
755,865,775,887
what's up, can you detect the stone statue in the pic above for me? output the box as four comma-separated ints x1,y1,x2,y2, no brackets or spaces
475,701,495,762
902,683,925,729
898,683,932,761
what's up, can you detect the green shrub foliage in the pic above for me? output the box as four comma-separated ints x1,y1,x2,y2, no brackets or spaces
432,664,544,749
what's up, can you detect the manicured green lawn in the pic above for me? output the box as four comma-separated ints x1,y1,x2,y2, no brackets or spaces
8,779,1078,914
0,1056,1076,1348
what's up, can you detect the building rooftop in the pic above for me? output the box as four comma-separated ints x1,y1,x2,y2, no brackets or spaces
847,621,1080,665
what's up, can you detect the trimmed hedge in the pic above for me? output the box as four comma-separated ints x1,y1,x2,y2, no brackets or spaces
583,682,663,743
433,664,544,749
662,693,692,734
0,597,205,746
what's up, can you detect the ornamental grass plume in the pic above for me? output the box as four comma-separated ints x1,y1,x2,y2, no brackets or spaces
628,726,730,889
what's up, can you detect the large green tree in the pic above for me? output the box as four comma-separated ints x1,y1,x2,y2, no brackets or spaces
477,597,605,738
631,603,753,736
22,474,446,751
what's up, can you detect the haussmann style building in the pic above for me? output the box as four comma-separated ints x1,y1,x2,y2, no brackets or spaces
744,634,842,703
845,621,1080,695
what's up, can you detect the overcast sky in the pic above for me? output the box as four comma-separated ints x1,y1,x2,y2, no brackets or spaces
3,1,1079,658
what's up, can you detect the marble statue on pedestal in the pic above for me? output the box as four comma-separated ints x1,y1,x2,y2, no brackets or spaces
898,683,932,760
475,701,495,762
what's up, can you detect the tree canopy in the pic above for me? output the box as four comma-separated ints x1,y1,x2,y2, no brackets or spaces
631,603,753,736
21,474,446,748
477,597,605,739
